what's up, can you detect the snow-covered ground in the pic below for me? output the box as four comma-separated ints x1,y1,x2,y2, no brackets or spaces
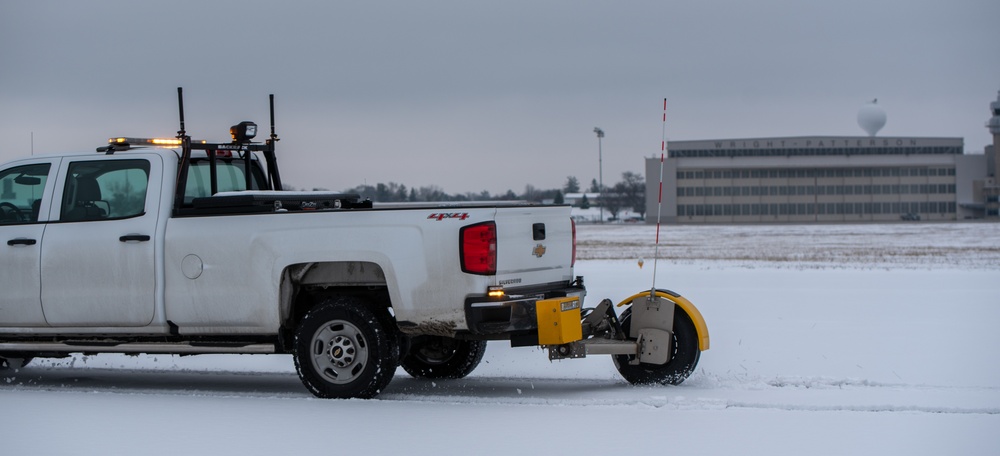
3,222,998,455
577,220,1000,270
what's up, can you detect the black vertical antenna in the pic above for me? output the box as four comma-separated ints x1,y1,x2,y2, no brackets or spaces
242,131,251,192
264,93,283,191
173,87,193,214
269,94,277,140
176,87,186,138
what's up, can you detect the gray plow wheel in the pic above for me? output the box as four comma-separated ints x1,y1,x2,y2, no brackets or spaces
613,305,701,385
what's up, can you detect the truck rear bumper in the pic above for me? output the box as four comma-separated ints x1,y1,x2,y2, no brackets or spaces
463,281,586,337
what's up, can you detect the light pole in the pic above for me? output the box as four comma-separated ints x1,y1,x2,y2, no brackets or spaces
593,127,604,223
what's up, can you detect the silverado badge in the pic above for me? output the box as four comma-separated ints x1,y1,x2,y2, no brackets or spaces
532,244,546,258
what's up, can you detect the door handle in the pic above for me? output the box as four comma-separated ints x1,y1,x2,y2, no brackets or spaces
7,238,37,246
119,234,151,242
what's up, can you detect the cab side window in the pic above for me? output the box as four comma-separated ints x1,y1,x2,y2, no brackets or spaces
60,160,150,222
0,163,50,224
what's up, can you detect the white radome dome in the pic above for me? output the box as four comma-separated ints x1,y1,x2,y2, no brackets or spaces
857,99,886,137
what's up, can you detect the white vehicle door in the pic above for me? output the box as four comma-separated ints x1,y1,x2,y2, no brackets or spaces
0,160,57,326
40,155,161,326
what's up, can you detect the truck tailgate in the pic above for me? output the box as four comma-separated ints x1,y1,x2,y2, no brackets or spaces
493,205,574,289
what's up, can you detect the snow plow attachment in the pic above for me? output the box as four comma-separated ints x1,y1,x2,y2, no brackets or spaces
617,290,710,351
537,289,708,385
536,297,584,345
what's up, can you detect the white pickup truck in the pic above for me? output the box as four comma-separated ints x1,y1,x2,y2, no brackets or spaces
0,92,706,398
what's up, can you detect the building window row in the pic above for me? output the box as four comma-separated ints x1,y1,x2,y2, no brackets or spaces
678,167,956,180
670,146,962,159
677,201,956,217
678,184,956,197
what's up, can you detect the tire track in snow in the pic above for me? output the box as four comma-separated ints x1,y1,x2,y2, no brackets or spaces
4,367,996,416
723,401,1000,415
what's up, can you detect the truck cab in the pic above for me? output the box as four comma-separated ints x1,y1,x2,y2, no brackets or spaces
0,147,275,328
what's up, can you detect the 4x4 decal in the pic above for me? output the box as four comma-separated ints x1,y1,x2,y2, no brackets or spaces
428,212,470,221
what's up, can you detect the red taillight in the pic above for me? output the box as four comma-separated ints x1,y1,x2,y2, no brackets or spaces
460,221,497,275
571,218,577,267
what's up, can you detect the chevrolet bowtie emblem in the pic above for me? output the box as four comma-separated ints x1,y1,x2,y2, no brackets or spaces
532,244,546,258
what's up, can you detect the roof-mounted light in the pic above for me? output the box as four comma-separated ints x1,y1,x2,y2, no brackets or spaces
98,137,207,153
108,137,208,147
230,121,257,143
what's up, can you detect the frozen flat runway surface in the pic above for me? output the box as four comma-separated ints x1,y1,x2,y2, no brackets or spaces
3,222,998,455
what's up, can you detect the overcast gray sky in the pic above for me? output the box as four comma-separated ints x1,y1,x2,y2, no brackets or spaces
2,0,998,194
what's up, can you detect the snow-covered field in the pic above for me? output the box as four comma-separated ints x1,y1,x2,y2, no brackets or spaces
577,220,1000,270
3,222,998,455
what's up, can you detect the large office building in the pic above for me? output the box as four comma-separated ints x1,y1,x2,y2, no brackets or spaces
645,95,1000,224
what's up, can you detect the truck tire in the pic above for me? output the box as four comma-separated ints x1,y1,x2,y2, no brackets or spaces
400,336,487,379
293,296,399,399
613,305,700,385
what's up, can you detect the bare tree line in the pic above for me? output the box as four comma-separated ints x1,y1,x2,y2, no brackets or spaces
285,171,646,218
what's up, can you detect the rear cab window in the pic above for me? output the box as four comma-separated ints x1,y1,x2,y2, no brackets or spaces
182,158,267,205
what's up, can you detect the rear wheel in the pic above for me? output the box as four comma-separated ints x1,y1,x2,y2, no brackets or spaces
401,336,487,379
613,304,700,385
293,296,399,399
